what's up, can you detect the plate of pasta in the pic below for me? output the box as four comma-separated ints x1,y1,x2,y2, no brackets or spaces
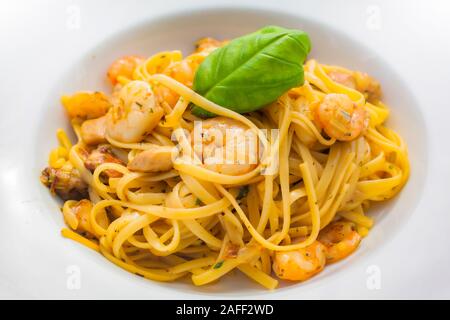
8,4,432,298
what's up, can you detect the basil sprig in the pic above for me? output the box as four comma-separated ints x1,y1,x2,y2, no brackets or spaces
191,26,311,117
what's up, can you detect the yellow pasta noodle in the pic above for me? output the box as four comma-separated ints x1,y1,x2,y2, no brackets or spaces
40,37,409,290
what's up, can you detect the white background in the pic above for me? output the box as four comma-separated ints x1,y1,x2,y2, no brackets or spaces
0,0,449,299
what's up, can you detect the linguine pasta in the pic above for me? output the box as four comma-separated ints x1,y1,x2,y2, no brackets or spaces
41,36,409,290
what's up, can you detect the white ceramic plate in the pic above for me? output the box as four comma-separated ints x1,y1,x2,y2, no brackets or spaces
1,0,450,299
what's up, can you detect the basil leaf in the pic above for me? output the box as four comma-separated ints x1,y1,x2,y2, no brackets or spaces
191,26,311,117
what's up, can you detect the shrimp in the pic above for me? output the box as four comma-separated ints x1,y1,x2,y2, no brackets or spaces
192,117,258,175
327,70,382,102
107,55,145,85
80,115,107,145
151,39,226,105
272,241,327,281
315,93,369,141
157,53,209,104
127,145,176,172
318,221,361,263
40,162,87,200
327,70,357,89
174,37,227,86
194,37,227,54
153,85,180,108
164,59,197,88
106,80,164,143
354,71,382,102
61,91,111,119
